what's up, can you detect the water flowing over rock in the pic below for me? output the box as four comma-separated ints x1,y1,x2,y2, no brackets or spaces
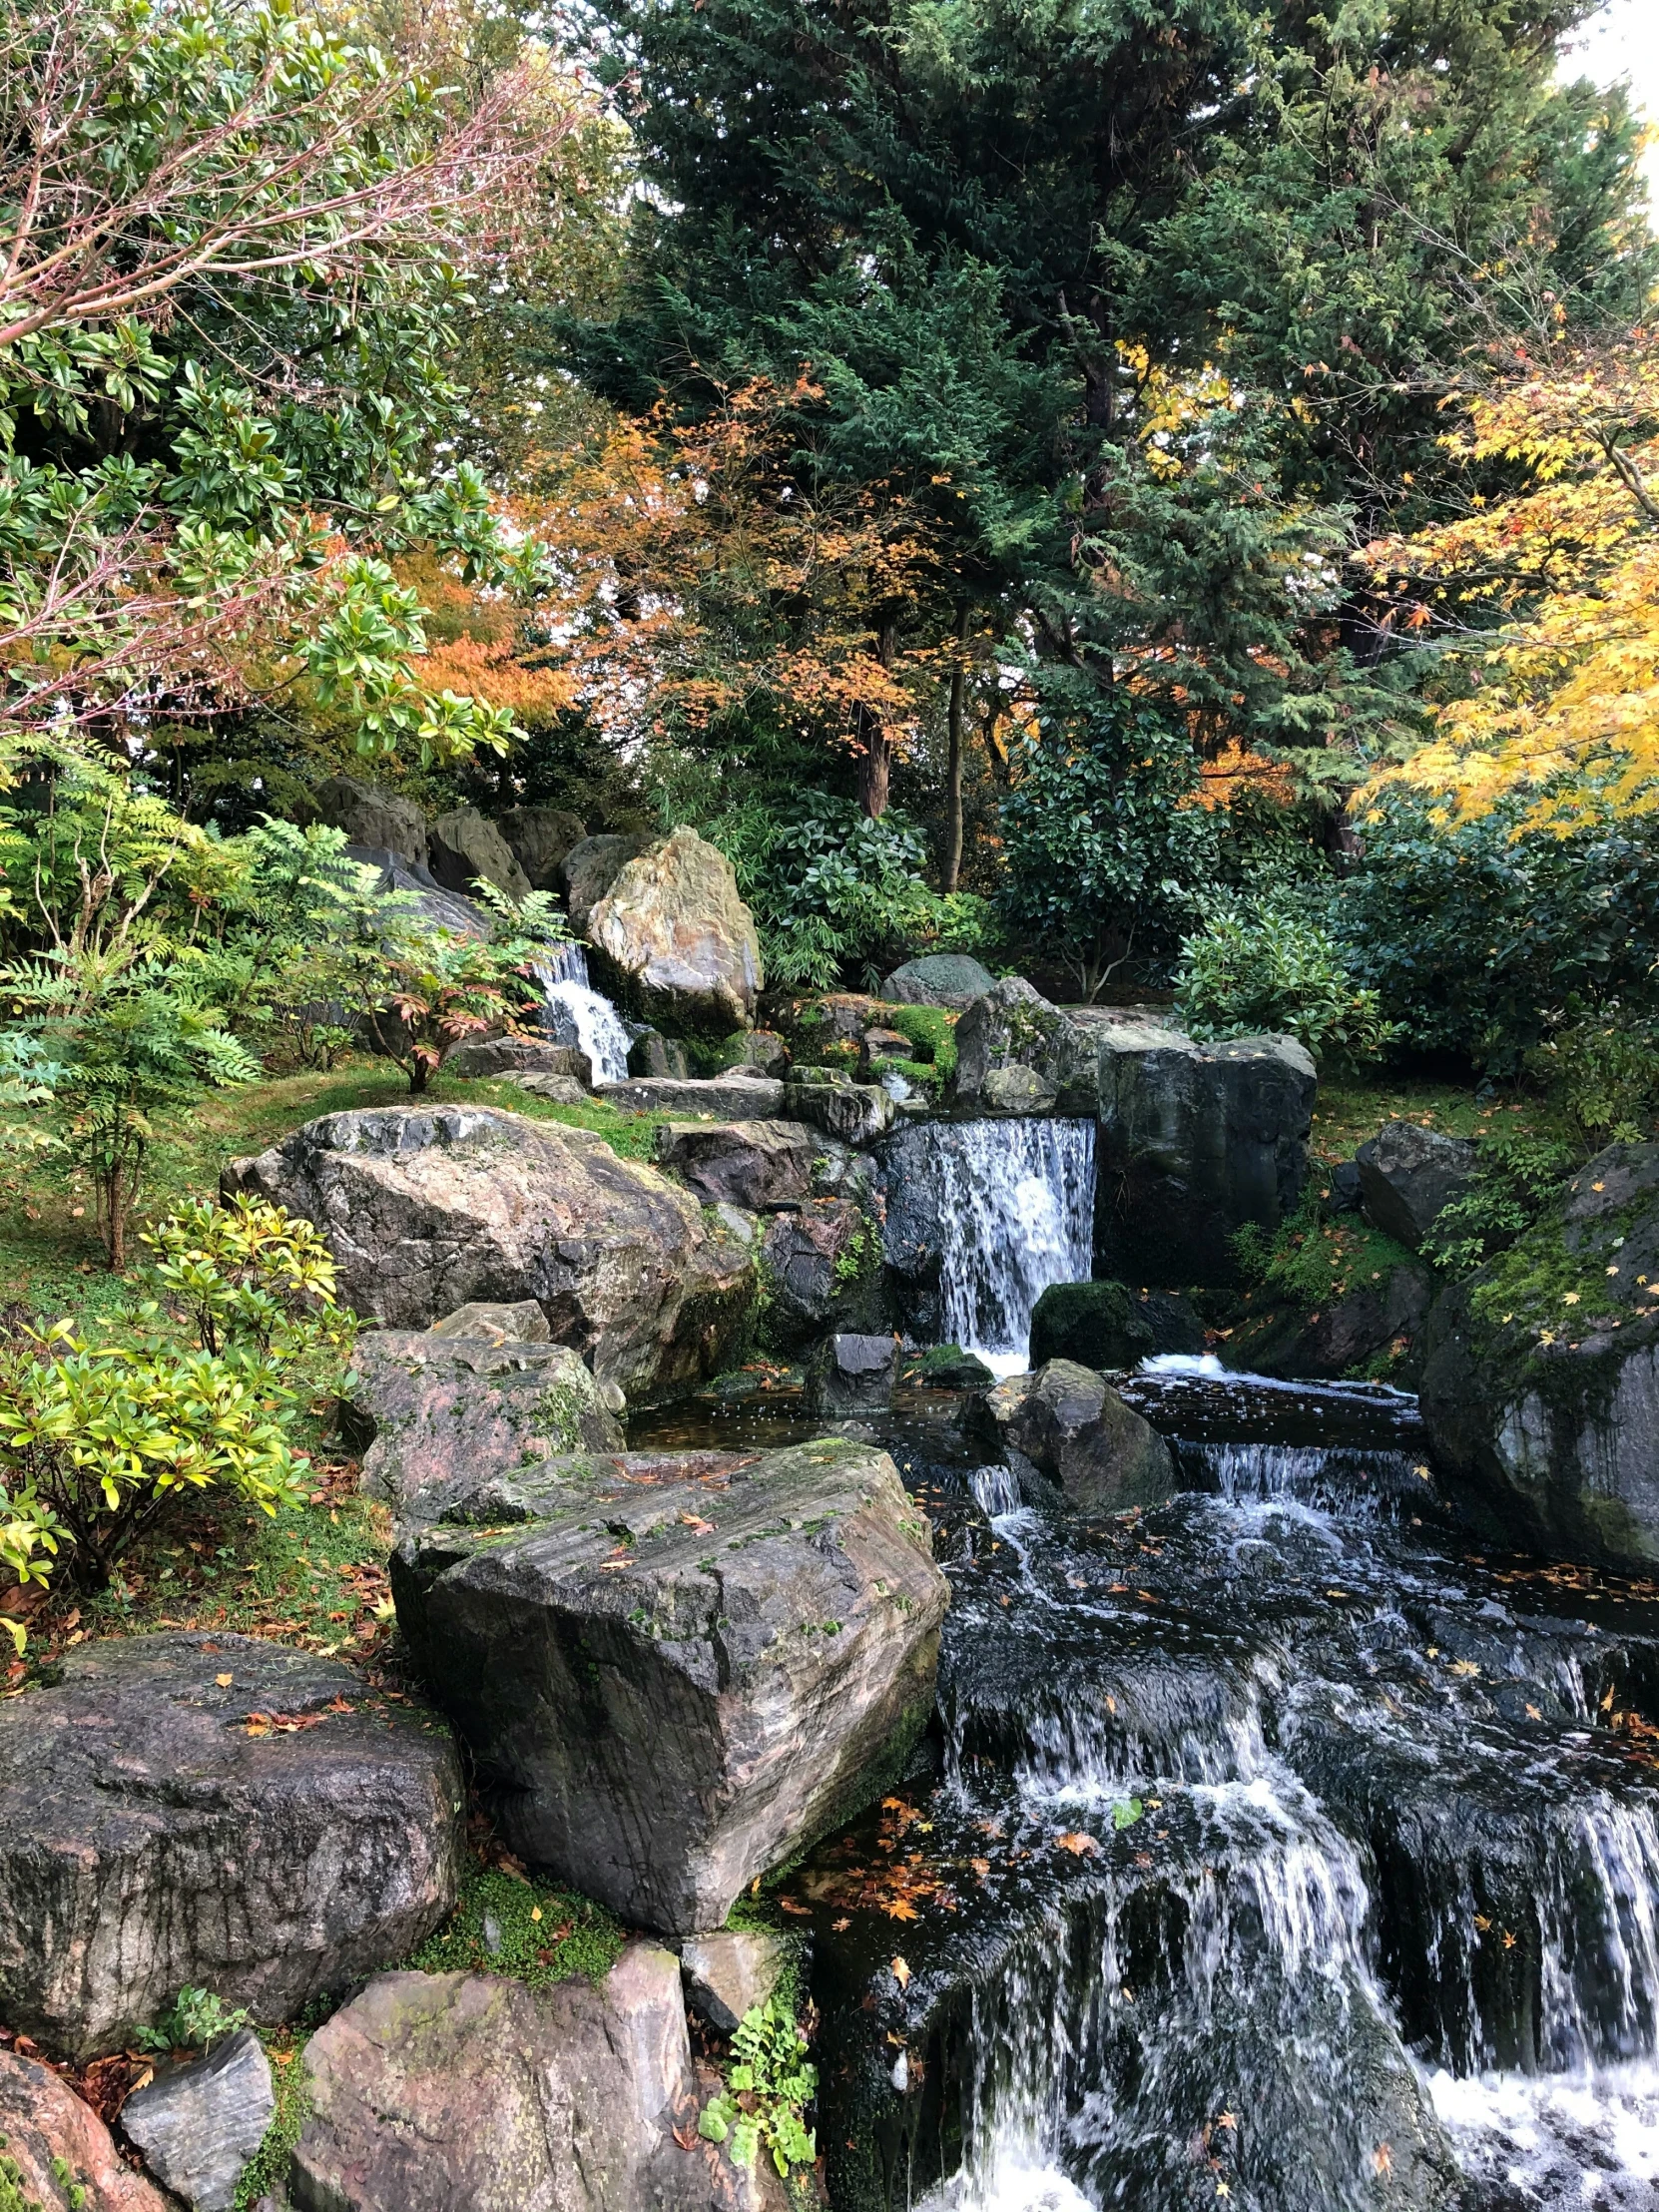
1420,1142,1659,1566
533,940,631,1085
1358,1120,1479,1250
427,806,532,900
0,2047,173,2210
0,1634,462,2056
288,1948,708,2212
878,1118,1096,1367
390,1436,948,1932
589,828,763,1034
223,1105,755,1400
1086,1011,1317,1286
972,1359,1176,1510
121,2029,275,2212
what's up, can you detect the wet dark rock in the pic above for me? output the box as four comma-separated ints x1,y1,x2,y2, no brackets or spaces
1222,1260,1434,1387
122,2028,275,2212
561,832,650,935
0,2047,172,2210
1420,1143,1659,1566
289,1947,706,2212
972,1360,1176,1511
390,1436,948,1930
428,806,532,901
783,1074,896,1145
589,829,763,1035
1326,1159,1364,1213
0,1634,462,2056
1358,1121,1478,1250
496,806,586,892
879,954,997,1008
445,1034,593,1085
1029,1278,1204,1371
760,1198,888,1348
314,776,427,868
654,1118,818,1210
680,1931,795,2036
946,978,1094,1118
343,1329,624,1523
631,1029,694,1078
597,1075,786,1120
1086,1012,1317,1286
903,1345,996,1391
807,1333,897,1417
224,1105,755,1401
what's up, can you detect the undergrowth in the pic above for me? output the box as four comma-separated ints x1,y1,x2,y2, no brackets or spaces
408,1858,623,1988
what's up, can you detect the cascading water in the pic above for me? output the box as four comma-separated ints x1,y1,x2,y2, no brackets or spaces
533,940,631,1084
912,1118,1096,1376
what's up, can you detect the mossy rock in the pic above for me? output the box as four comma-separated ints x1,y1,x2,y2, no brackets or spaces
1029,1279,1204,1371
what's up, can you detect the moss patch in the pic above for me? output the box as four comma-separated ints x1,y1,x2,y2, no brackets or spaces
408,1858,623,1988
233,2026,316,2210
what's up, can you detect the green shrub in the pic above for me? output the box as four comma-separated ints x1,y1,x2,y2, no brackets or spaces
699,1996,817,2177
1525,1014,1659,1151
1418,1128,1578,1277
1177,898,1394,1062
135,1985,251,2055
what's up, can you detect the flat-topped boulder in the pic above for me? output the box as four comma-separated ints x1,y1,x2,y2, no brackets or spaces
653,1117,817,1210
973,1360,1176,1512
344,1327,624,1524
589,827,763,1034
597,1074,786,1120
391,1436,948,1931
0,1634,462,2057
783,1072,896,1145
223,1105,755,1401
446,1035,593,1086
290,1947,707,2212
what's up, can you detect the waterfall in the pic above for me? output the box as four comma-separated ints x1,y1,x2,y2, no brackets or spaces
533,941,631,1085
915,1118,1096,1375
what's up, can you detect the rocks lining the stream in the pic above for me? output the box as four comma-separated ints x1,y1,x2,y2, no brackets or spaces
288,1947,707,2212
121,2028,275,2212
0,1633,462,2057
0,2047,173,2211
760,1198,889,1348
223,1104,756,1401
343,1326,624,1523
653,1117,818,1210
587,827,763,1034
679,1930,794,2036
806,1332,897,1417
1357,1120,1478,1250
972,1360,1176,1512
390,1435,948,1931
783,1072,896,1146
445,1034,593,1085
496,805,586,892
946,976,1095,1118
1029,1277,1204,1369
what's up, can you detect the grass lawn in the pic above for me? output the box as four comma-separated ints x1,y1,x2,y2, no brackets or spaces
1312,1072,1560,1165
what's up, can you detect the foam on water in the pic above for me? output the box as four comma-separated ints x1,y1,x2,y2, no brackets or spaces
533,941,631,1083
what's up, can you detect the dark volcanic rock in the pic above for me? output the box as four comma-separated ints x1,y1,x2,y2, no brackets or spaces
0,1634,462,2057
289,1948,707,2212
1224,1260,1434,1387
973,1360,1177,1512
1358,1121,1478,1251
760,1199,888,1348
344,1329,624,1522
122,2028,275,2212
0,2047,172,2210
1029,1279,1204,1371
496,806,586,893
654,1118,818,1210
223,1105,755,1402
391,1436,948,1931
806,1333,897,1417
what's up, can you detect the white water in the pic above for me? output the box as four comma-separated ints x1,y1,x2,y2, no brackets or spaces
533,942,631,1084
923,1118,1096,1373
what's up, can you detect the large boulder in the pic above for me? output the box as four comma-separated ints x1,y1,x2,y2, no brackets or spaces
654,1119,818,1211
0,1634,462,2057
122,2028,275,2212
315,776,428,869
597,1075,786,1121
1420,1145,1659,1566
589,829,763,1035
1357,1121,1478,1251
1085,1012,1317,1286
783,1073,896,1147
972,1360,1177,1512
390,1435,948,1931
879,953,996,1008
347,847,487,939
760,1199,888,1349
1029,1279,1205,1370
445,1035,593,1086
1223,1260,1434,1387
223,1106,755,1402
562,833,650,935
806,1333,897,1418
343,1328,624,1524
289,1948,707,2212
946,977,1094,1118
0,2048,172,2211
496,806,587,893
427,807,532,901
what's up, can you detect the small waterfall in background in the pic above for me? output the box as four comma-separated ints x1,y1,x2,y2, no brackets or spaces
534,941,631,1085
923,1117,1096,1376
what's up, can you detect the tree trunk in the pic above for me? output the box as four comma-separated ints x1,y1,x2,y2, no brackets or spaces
942,606,968,891
857,615,900,821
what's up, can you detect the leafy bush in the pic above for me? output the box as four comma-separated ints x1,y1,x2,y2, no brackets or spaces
1525,1014,1659,1151
699,1996,817,2177
1418,1128,1580,1277
135,1985,250,2055
1176,898,1394,1061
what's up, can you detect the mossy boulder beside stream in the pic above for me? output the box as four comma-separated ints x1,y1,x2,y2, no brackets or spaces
1420,1142,1659,1566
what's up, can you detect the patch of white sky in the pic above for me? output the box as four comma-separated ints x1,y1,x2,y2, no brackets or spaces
1559,0,1659,204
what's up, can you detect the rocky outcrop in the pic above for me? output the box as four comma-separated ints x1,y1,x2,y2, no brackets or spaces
1357,1121,1478,1251
598,1076,786,1120
562,833,650,935
347,847,487,938
946,978,1093,1118
1086,1012,1317,1286
0,2048,173,2211
497,807,586,893
1029,1279,1204,1371
122,2029,275,2212
973,1361,1176,1512
224,1106,755,1401
428,807,532,901
391,1436,948,1931
806,1333,897,1418
722,1030,790,1078
589,829,763,1035
1223,1261,1434,1386
315,776,428,868
0,1634,462,2057
1420,1145,1659,1566
879,954,996,1007
760,1199,888,1348
680,1931,793,2036
654,1118,818,1211
631,1030,694,1079
344,1328,624,1523
783,1073,896,1147
446,1035,593,1086
289,1948,707,2212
